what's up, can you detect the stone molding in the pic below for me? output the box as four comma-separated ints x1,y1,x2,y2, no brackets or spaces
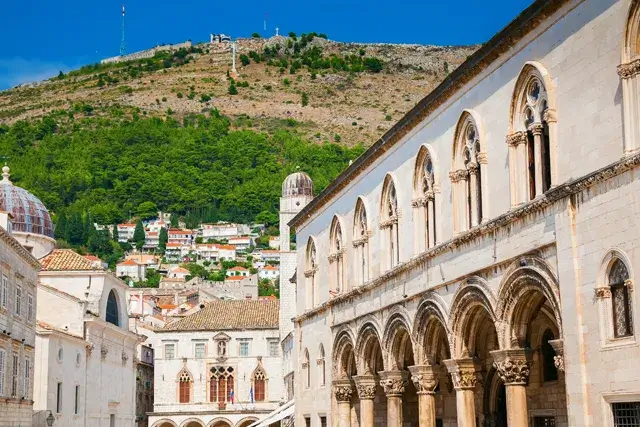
379,216,399,229
595,287,612,299
491,349,533,386
444,358,478,390
353,375,378,400
303,267,318,278
449,169,468,183
0,226,41,270
408,365,438,395
476,152,488,164
333,379,354,403
542,108,557,124
549,339,564,373
289,0,571,230
101,345,108,360
378,370,408,397
294,151,640,324
528,123,545,136
122,350,129,366
506,131,528,147
617,58,640,79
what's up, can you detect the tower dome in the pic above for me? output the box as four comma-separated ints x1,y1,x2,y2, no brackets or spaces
0,166,54,238
282,171,314,197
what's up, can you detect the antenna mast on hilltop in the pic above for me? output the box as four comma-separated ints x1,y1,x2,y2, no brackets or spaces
120,4,127,56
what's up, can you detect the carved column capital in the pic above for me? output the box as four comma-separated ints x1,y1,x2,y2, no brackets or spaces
449,169,468,183
411,197,427,208
617,58,640,79
542,108,557,124
378,370,408,397
408,365,438,395
491,349,533,386
332,379,354,403
476,152,488,165
444,358,478,390
595,287,612,299
100,345,109,360
466,162,479,174
548,339,565,373
506,131,528,147
528,122,545,136
353,375,377,400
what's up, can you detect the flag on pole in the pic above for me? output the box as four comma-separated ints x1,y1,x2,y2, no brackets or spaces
250,386,254,404
230,388,235,404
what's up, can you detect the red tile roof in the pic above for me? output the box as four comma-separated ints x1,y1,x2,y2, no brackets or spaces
226,276,246,281
162,299,279,331
228,266,248,271
262,265,279,271
40,249,100,271
117,259,139,266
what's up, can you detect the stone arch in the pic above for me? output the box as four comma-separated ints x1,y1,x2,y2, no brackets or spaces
449,277,498,358
207,417,233,427
508,62,556,133
382,307,416,369
380,173,401,219
179,419,206,427
596,248,635,288
152,420,178,427
305,236,318,309
452,109,487,170
355,320,385,374
596,248,635,341
106,289,120,326
332,327,357,378
413,292,452,364
330,215,346,253
623,0,640,63
413,144,440,198
380,173,401,269
353,196,371,237
329,215,347,293
234,417,258,427
495,256,562,349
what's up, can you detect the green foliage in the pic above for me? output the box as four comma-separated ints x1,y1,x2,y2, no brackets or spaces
258,278,279,297
133,219,145,250
144,268,161,288
385,114,392,121
228,82,238,95
251,33,262,39
137,201,158,219
363,57,383,73
159,227,168,252
170,215,179,228
283,78,290,87
239,54,250,66
200,94,211,103
288,32,297,40
301,92,309,107
443,61,449,74
0,113,364,225
181,262,206,279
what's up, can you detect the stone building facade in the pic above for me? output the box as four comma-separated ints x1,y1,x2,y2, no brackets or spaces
149,299,283,427
0,216,41,427
288,0,640,426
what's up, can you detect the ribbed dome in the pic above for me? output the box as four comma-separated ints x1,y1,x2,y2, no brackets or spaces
0,166,54,238
282,171,313,197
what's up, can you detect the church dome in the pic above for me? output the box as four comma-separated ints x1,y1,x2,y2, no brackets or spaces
0,166,54,238
282,171,314,197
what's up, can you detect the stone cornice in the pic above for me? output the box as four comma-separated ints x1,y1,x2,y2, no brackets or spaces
0,227,41,270
294,151,640,324
617,58,640,79
289,0,572,230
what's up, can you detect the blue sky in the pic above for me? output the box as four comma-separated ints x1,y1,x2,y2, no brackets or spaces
0,0,533,90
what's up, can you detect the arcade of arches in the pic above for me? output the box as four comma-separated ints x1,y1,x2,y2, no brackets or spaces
331,258,567,427
153,418,254,427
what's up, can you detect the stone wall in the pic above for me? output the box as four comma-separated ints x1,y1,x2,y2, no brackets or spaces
101,41,193,65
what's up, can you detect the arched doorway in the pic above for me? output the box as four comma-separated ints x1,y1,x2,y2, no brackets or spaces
355,323,386,425
482,368,507,427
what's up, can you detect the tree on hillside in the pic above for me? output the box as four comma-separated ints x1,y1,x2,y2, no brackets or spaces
137,201,158,220
66,212,84,245
133,219,145,250
55,212,68,240
170,214,179,228
88,229,113,259
158,227,168,252
255,210,278,227
112,224,119,242
83,213,95,244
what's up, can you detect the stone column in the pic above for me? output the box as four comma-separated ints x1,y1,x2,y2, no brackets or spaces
549,339,565,374
426,192,435,248
449,170,468,233
354,375,377,427
542,108,558,186
409,365,438,427
491,349,533,427
529,123,545,197
467,162,479,227
444,359,478,427
379,370,408,427
333,379,354,427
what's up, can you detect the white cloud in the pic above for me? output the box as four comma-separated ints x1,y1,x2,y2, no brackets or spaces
0,57,82,90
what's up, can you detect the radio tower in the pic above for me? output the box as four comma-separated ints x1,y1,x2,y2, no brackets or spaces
120,4,126,56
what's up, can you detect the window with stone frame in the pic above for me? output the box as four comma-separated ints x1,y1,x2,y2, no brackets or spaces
303,348,310,389
0,349,5,396
610,259,634,338
268,340,279,357
0,275,7,309
305,238,318,309
194,342,205,358
209,366,234,403
612,402,640,426
318,344,326,387
329,216,346,294
253,366,267,402
178,370,191,403
23,357,30,399
541,329,558,382
14,285,21,317
164,344,175,359
353,198,370,286
11,353,18,397
380,175,400,270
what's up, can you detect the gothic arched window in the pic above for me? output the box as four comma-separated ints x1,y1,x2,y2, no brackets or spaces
508,64,556,206
305,239,317,309
381,175,400,270
610,259,633,338
318,344,326,387
541,329,558,382
353,198,370,286
303,349,310,389
452,113,485,233
178,370,192,403
253,366,267,402
106,290,119,326
210,366,234,403
413,146,438,252
329,216,346,294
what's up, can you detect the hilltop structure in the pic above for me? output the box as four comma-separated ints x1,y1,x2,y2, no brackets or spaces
287,0,640,426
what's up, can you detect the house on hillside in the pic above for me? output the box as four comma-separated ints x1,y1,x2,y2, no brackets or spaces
226,266,249,277
258,265,279,281
117,223,136,242
116,258,147,282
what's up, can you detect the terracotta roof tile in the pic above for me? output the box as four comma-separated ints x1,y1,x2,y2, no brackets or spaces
226,276,246,281
228,266,248,271
37,321,84,340
262,265,279,271
162,299,279,331
40,249,100,271
117,259,139,266
216,244,235,250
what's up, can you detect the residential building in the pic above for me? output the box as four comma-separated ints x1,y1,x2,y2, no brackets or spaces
256,250,280,263
268,236,280,250
167,266,190,281
144,231,159,250
0,205,41,426
286,1,640,426
226,266,249,277
164,243,183,263
201,223,250,240
126,254,161,270
118,223,136,243
168,229,193,246
148,299,282,427
194,244,237,262
84,254,108,270
117,258,147,282
258,265,279,281
35,249,139,427
228,236,254,252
